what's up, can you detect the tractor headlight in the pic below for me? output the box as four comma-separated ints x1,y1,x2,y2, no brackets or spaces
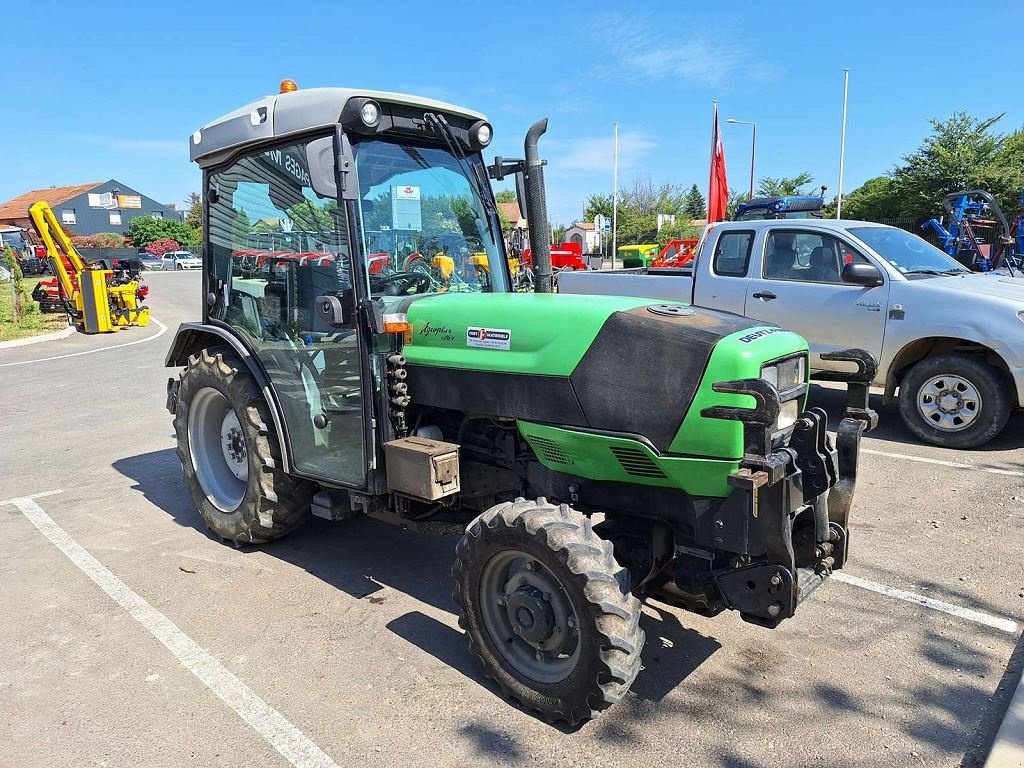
760,355,805,392
469,120,493,150
360,100,381,127
777,399,800,431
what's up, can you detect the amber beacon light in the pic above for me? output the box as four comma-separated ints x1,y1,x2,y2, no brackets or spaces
279,79,298,93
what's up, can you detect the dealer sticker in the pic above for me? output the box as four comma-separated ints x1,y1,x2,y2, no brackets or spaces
467,326,511,351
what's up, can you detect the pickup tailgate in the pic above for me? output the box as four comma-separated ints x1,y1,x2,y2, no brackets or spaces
558,270,693,302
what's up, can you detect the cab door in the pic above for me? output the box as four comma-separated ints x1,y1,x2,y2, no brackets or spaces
205,136,369,488
743,228,889,371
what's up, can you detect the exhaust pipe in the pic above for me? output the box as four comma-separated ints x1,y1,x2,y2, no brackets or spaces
523,118,552,293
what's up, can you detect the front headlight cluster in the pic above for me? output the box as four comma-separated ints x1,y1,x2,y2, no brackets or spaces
761,355,806,432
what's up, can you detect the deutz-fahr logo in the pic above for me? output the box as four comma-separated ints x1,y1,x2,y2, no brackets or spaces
738,327,789,344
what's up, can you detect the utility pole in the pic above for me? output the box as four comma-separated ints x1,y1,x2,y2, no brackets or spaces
837,68,850,219
612,122,619,269
725,118,756,199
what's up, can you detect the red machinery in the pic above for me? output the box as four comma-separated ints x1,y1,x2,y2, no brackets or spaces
522,241,588,271
648,238,700,269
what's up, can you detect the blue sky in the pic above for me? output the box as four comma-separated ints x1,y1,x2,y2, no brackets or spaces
3,1,1022,226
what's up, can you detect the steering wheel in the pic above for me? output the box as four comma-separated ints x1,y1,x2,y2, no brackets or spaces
372,270,432,296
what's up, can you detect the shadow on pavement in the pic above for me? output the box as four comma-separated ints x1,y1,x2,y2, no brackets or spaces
113,447,722,726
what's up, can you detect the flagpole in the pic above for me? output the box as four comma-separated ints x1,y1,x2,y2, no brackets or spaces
709,100,716,213
837,69,849,219
612,121,619,269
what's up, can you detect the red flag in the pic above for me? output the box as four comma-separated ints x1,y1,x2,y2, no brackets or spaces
708,103,729,223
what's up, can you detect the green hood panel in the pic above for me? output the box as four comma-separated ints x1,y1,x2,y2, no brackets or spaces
403,292,657,375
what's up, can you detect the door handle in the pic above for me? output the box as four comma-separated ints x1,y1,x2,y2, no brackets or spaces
752,290,777,301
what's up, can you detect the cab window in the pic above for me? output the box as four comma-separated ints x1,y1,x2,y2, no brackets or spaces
712,231,754,276
763,231,869,283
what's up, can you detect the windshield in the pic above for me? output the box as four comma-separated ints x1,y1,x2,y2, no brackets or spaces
849,226,968,275
353,137,508,297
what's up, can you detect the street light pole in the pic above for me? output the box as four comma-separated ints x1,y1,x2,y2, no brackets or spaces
837,68,850,219
726,118,756,199
612,121,619,269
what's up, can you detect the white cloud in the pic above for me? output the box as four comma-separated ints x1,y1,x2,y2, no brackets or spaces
549,132,657,173
587,12,772,87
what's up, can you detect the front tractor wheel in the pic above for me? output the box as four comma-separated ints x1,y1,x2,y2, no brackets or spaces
173,348,312,544
453,498,644,725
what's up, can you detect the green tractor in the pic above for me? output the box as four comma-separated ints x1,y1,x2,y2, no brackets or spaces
165,83,878,725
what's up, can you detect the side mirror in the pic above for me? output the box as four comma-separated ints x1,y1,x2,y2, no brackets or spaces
842,261,883,286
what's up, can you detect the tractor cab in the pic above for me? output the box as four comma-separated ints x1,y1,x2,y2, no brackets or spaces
733,194,825,221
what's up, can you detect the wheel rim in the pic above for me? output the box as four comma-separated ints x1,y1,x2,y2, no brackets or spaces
916,374,982,432
188,387,248,512
478,549,581,684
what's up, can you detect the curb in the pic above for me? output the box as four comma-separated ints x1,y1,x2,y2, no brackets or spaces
986,659,1024,767
0,324,75,349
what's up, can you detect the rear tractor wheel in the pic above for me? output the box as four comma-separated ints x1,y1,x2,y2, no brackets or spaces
453,498,644,724
173,347,312,544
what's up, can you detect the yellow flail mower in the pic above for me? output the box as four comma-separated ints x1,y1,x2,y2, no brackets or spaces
28,201,150,333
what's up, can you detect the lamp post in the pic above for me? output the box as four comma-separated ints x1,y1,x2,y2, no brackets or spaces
837,69,850,219
612,121,619,269
725,118,756,199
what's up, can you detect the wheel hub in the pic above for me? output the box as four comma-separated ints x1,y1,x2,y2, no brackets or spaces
220,411,248,481
918,374,981,432
505,586,555,644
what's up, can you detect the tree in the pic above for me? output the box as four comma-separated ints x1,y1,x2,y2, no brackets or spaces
495,190,517,204
552,223,567,243
287,199,338,234
726,189,750,220
584,193,613,221
185,192,202,242
825,176,902,220
126,215,197,249
757,172,815,197
3,245,24,321
683,184,706,218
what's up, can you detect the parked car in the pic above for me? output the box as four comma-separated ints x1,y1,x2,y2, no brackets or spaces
560,218,1024,449
137,253,165,270
160,251,201,270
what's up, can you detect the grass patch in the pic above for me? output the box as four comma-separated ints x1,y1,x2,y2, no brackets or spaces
0,279,68,342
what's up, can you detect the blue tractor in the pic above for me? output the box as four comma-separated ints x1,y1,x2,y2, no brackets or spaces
733,188,827,221
921,189,1021,274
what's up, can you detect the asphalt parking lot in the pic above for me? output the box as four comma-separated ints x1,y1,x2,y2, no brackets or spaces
2,270,1022,768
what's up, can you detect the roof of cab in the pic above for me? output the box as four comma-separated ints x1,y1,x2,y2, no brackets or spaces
190,87,488,166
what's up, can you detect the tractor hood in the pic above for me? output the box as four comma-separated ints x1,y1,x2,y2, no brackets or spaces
402,293,807,455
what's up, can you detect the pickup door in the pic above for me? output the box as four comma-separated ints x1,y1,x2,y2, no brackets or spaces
739,227,890,371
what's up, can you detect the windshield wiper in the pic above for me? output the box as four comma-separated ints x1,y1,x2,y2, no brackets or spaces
424,112,497,218
904,268,964,276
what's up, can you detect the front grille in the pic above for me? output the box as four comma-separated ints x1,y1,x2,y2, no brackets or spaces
610,446,667,479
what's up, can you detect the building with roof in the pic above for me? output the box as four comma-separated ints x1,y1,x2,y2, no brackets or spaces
0,180,182,236
564,221,600,251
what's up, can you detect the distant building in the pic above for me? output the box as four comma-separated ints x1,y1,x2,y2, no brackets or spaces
0,180,182,236
564,221,600,251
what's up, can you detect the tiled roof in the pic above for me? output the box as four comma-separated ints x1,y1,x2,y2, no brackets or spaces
0,182,102,221
498,201,524,223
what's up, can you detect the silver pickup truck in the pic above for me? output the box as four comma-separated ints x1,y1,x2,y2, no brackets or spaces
560,219,1024,449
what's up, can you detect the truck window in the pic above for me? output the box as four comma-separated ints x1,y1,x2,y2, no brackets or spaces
712,231,754,276
764,231,864,283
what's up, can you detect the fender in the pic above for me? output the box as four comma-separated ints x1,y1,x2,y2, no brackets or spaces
164,321,294,473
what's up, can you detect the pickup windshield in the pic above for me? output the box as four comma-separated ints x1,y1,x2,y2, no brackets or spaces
848,226,967,275
353,137,508,295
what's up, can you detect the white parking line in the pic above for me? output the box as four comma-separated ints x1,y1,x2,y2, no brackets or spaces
7,494,339,768
862,448,1024,478
833,572,1019,634
0,317,168,368
0,488,64,507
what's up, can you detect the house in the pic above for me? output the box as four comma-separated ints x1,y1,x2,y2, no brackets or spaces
564,221,601,251
0,180,182,236
498,201,527,232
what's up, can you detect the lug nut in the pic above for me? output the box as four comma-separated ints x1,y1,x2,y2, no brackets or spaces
769,573,782,587
524,561,536,571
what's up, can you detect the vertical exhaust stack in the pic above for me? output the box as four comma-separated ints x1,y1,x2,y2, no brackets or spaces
523,119,552,293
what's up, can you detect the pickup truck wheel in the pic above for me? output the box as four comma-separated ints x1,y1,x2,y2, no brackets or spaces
898,354,1011,448
453,498,644,725
173,347,312,544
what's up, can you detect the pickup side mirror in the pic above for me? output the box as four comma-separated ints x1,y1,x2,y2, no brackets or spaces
842,261,883,286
